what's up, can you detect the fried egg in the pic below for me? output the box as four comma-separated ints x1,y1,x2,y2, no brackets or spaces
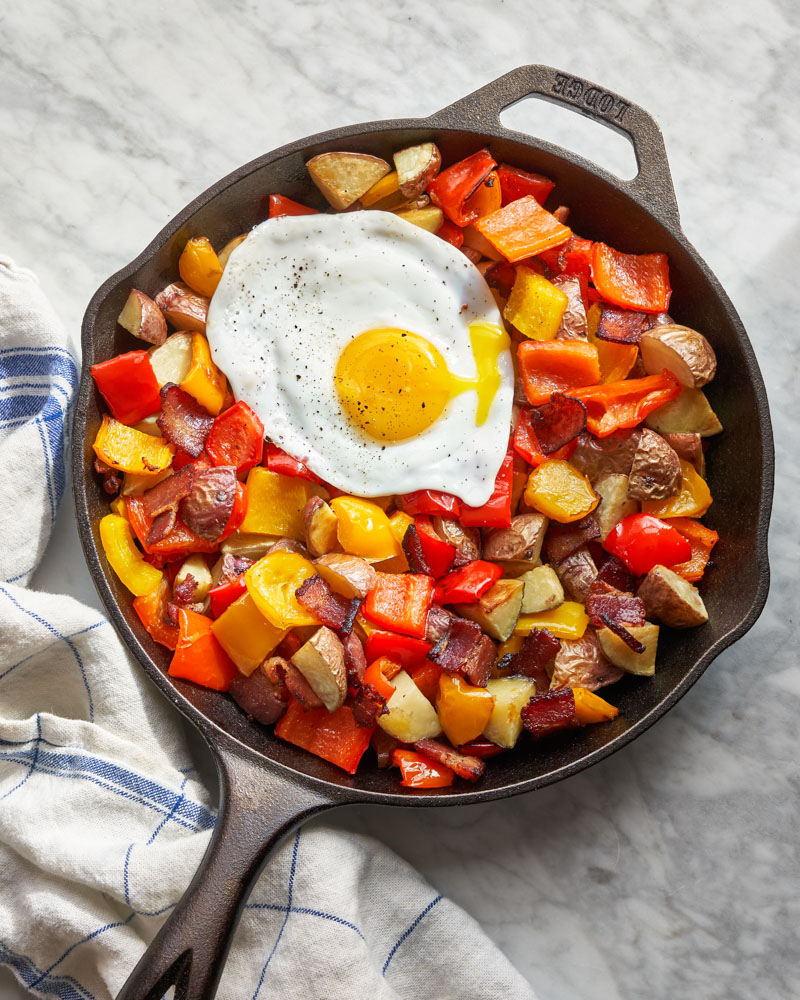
206,211,513,506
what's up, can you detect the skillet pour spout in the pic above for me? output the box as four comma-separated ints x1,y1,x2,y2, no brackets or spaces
73,65,773,999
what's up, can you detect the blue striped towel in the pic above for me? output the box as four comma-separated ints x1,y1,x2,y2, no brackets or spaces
0,257,536,1000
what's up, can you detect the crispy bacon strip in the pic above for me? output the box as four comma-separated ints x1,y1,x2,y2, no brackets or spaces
142,465,194,518
529,393,587,454
157,383,214,457
595,553,637,594
401,524,429,575
429,617,495,688
146,508,177,546
596,305,647,344
229,658,289,726
599,612,646,653
497,627,560,692
295,574,359,634
586,580,646,630
179,466,236,541
172,572,198,606
425,604,456,644
520,688,579,738
414,739,486,780
343,631,367,687
283,663,325,709
544,514,600,565
352,684,388,728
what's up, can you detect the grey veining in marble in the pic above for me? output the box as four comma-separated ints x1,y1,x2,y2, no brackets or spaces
2,1,799,997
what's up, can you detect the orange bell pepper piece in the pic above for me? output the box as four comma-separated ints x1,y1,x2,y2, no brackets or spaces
572,687,619,724
275,698,373,774
178,237,223,298
391,749,454,788
181,333,227,415
93,414,174,476
641,460,712,519
362,573,434,639
474,195,571,263
591,243,671,313
667,517,719,582
406,659,443,703
462,170,502,220
133,578,179,650
362,657,398,701
517,339,601,405
571,371,681,437
168,608,238,691
436,674,495,747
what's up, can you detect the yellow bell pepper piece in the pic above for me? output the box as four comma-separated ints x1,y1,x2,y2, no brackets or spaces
587,303,638,384
109,496,127,517
361,171,403,208
180,332,227,415
239,468,315,539
178,237,223,298
572,686,619,724
641,460,712,518
436,674,495,747
373,510,412,572
503,267,568,341
330,496,398,560
246,550,319,628
93,414,174,476
99,514,163,596
515,601,589,640
211,592,288,675
524,459,599,523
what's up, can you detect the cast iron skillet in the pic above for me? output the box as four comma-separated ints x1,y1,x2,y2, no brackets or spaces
73,65,773,999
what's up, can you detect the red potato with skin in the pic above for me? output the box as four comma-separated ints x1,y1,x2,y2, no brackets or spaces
154,282,210,333
117,289,168,346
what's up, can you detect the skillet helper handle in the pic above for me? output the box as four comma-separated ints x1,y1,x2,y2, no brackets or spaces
428,64,681,228
115,740,334,1000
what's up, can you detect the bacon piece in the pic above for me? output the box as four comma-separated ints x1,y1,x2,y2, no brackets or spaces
295,574,359,634
458,737,505,759
283,663,324,710
172,572,198,606
146,508,177,546
343,631,367,687
94,458,122,494
586,580,646,629
520,688,578,738
217,553,253,587
529,393,587,454
599,612,646,653
142,465,194,518
497,627,560,692
352,684,388,728
166,599,204,624
401,525,428,575
429,618,495,688
229,657,289,725
413,739,486,781
425,604,456,644
595,553,637,594
179,466,236,541
596,305,648,345
156,383,214,457
544,514,600,565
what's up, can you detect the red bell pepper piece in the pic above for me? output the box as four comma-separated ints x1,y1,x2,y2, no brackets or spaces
218,481,248,541
411,516,456,578
397,490,461,518
428,148,497,227
172,448,211,471
572,371,681,437
208,575,247,618
591,242,671,313
90,351,161,426
457,737,505,759
436,219,465,248
364,631,432,669
513,409,577,467
391,749,454,788
433,560,503,605
668,517,719,583
362,573,434,639
484,260,518,296
132,580,179,650
275,698,373,775
459,448,514,528
206,401,264,473
264,443,322,483
168,608,238,691
497,163,555,207
126,496,217,557
362,658,397,701
474,196,572,263
268,194,319,219
603,513,692,576
406,660,442,703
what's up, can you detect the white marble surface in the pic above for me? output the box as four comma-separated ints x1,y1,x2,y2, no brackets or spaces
2,0,799,997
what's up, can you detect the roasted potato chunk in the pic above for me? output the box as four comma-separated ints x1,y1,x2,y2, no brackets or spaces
454,578,524,641
549,628,624,692
217,233,247,270
593,474,638,541
645,388,722,437
627,429,682,501
517,565,564,615
394,205,444,233
483,514,547,574
555,547,597,603
303,496,339,557
597,623,660,675
154,282,209,334
306,151,391,210
291,625,347,712
483,676,538,748
314,552,377,599
640,324,717,388
148,331,194,387
378,670,442,742
570,430,641,483
393,142,442,198
637,565,708,627
117,289,167,346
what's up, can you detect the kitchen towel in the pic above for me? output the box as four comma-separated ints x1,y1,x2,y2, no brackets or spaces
0,256,536,1000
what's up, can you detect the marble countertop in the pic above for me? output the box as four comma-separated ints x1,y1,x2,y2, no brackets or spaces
2,0,798,997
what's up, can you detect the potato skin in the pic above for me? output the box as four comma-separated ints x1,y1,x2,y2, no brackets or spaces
627,429,682,501
636,565,709,627
570,430,641,483
549,628,624,692
640,324,717,388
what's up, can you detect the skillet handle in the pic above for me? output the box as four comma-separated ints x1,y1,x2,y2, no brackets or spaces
427,64,681,228
115,738,335,1000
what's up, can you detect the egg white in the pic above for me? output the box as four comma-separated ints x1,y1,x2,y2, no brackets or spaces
206,211,513,506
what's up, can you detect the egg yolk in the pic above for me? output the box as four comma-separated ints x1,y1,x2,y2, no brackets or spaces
335,323,509,443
